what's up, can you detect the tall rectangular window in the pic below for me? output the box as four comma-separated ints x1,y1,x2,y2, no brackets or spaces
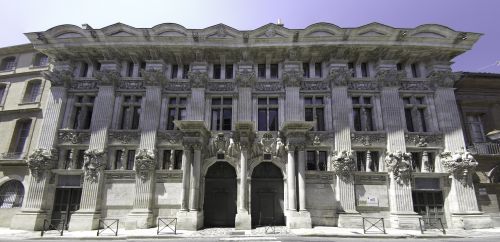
361,62,369,77
127,62,134,77
114,149,124,170
182,64,189,79
258,97,279,131
355,151,379,172
79,62,88,77
126,150,135,170
411,63,420,78
304,96,325,131
465,114,486,143
410,151,435,172
315,62,322,78
352,96,374,131
303,63,310,78
71,95,95,129
270,64,279,79
396,63,403,71
213,64,221,79
138,62,146,77
306,151,327,171
0,85,6,105
211,97,232,131
162,150,183,170
258,64,266,78
23,80,41,103
225,64,233,79
10,119,32,154
348,62,356,77
120,95,142,130
171,64,179,79
403,96,428,132
166,96,187,130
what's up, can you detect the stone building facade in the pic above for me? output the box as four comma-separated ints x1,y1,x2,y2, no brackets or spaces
455,72,500,226
0,22,496,231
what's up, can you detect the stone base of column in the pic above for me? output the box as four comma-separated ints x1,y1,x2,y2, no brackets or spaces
235,212,252,230
176,210,203,230
10,210,48,231
338,212,362,228
389,213,421,230
125,209,154,229
68,211,100,231
450,213,492,229
286,210,312,229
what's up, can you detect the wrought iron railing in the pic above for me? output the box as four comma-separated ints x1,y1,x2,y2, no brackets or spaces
469,142,500,155
97,219,119,236
419,217,446,234
157,217,177,235
41,219,65,237
362,217,386,234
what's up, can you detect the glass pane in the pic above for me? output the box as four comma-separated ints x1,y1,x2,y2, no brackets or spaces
306,151,316,170
179,108,187,121
169,97,177,104
419,108,427,132
222,108,232,130
319,151,327,171
268,98,278,105
270,64,278,79
258,109,267,131
269,109,278,131
211,109,221,130
303,63,310,78
315,63,322,78
363,97,371,104
304,97,313,105
135,96,142,103
212,98,221,105
225,64,233,79
315,97,324,104
352,97,360,104
405,108,414,132
131,107,141,129
403,97,411,105
356,151,366,171
179,97,187,105
223,97,232,105
258,98,267,105
305,108,314,121
316,108,325,131
353,108,361,131
167,108,176,130
365,108,373,131
258,64,266,78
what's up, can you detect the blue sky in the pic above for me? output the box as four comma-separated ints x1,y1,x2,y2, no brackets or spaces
1,0,499,73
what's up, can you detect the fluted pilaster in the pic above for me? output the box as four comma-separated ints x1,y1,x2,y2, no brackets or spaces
237,87,252,121
285,87,303,121
434,88,466,151
189,148,201,211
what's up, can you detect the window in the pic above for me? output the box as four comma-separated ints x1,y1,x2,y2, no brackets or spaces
352,96,374,131
258,64,266,78
0,56,16,71
171,64,179,79
396,63,403,71
9,119,32,154
62,149,85,169
71,95,95,129
213,64,221,79
182,64,189,79
348,62,356,77
126,150,135,170
410,151,435,172
303,63,310,78
113,149,125,170
211,97,232,130
411,63,420,78
22,80,41,103
166,96,187,130
138,62,146,77
225,64,233,79
304,96,325,131
258,97,279,131
120,95,142,130
315,62,322,78
403,96,428,132
126,62,134,77
94,62,101,74
0,180,24,208
361,62,369,77
33,54,49,67
0,84,6,106
270,64,279,79
79,62,89,77
162,150,183,170
465,114,486,143
355,151,380,172
306,151,327,171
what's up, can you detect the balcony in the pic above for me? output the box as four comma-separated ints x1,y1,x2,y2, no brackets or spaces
468,142,500,155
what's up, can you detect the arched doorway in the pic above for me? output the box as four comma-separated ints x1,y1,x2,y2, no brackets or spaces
203,161,237,227
251,162,285,227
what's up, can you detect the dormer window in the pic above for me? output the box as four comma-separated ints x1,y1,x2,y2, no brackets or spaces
33,54,49,67
0,57,16,71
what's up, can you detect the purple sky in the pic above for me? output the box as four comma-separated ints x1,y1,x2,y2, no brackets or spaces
2,0,499,73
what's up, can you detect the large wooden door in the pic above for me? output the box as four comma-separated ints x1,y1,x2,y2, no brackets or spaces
412,190,445,225
203,162,237,227
51,188,82,228
251,162,284,227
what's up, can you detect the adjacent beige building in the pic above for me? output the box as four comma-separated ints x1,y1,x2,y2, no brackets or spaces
0,22,497,231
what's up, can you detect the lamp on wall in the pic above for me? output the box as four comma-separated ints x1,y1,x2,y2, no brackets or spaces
486,130,500,141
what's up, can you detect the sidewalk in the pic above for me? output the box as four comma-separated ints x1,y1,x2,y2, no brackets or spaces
0,226,499,240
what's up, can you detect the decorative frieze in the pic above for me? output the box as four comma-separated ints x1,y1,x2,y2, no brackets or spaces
108,130,141,144
70,79,97,90
118,79,145,90
400,80,432,91
141,69,166,86
254,81,282,92
330,150,356,181
26,148,56,182
105,172,135,181
385,151,412,185
351,132,386,146
440,148,478,184
156,172,183,182
354,173,387,184
134,149,156,182
94,70,121,85
348,79,379,90
58,130,91,144
164,81,191,92
405,133,443,147
301,80,329,91
157,130,183,144
307,132,334,146
376,69,404,87
83,149,106,183
207,82,235,92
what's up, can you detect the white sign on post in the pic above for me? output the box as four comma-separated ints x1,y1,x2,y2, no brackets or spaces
366,196,379,206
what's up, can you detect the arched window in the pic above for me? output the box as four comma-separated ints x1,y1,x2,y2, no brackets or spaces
33,53,49,67
0,180,24,208
22,79,41,103
8,119,32,156
0,56,16,71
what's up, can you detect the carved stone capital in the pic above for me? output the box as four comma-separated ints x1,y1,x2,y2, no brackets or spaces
283,70,303,87
328,68,351,86
330,150,356,182
43,69,74,87
26,148,56,182
83,149,106,183
236,69,256,88
385,151,412,185
188,71,209,88
428,70,460,88
141,69,167,86
440,148,478,184
95,69,121,86
376,69,405,87
135,149,156,182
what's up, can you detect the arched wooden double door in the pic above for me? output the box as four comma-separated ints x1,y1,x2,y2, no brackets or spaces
251,162,285,226
203,162,237,227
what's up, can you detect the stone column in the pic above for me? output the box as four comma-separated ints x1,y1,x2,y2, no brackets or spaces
11,67,69,230
377,62,420,229
126,82,162,229
69,83,115,231
328,62,362,227
430,65,492,229
287,146,297,211
297,149,307,211
189,146,201,211
234,122,253,230
180,146,192,211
